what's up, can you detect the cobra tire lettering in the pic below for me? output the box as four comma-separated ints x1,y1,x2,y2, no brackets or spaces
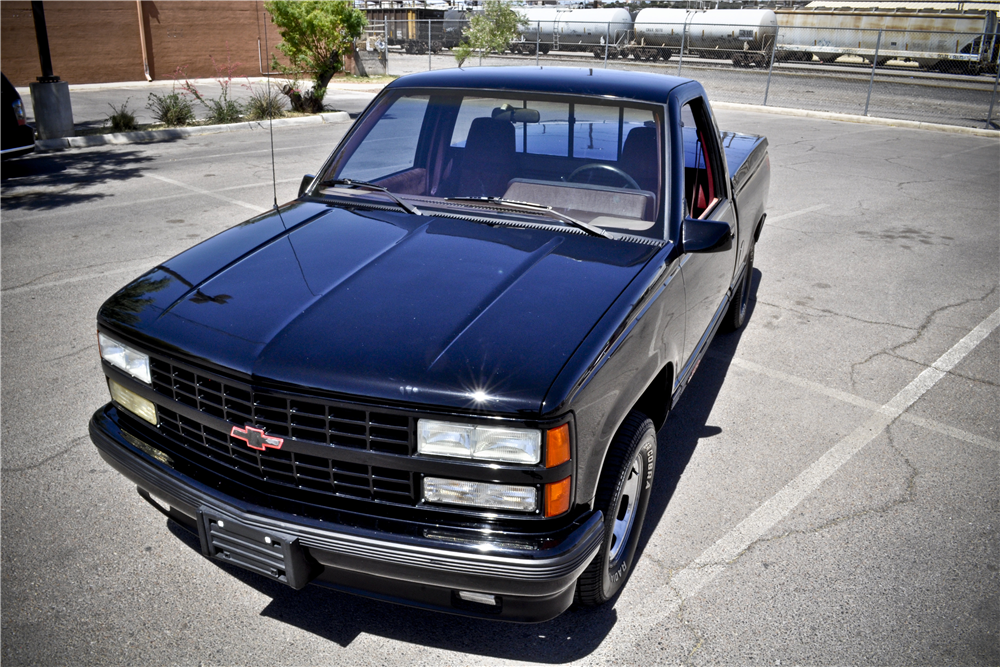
643,443,654,489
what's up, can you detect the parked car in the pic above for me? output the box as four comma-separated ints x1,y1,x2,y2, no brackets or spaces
1,73,35,160
89,66,769,622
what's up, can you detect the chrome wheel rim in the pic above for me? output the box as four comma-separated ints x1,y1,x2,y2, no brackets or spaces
609,451,643,562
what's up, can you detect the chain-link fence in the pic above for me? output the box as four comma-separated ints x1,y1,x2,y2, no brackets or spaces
365,18,1000,130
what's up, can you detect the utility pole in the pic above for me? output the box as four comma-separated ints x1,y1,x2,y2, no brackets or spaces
29,1,74,139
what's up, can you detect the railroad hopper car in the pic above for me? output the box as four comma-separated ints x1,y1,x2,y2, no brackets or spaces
774,7,999,72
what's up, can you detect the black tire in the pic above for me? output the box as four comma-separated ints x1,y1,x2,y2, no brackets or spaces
720,238,755,333
576,411,656,606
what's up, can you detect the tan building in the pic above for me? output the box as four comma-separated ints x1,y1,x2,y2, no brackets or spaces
1,1,282,86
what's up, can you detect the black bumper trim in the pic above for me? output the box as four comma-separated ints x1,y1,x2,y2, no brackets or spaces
90,406,603,607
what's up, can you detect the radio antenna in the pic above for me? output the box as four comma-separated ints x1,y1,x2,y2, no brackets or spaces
263,5,279,210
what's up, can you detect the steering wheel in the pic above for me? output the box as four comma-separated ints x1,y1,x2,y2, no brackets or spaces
567,163,641,190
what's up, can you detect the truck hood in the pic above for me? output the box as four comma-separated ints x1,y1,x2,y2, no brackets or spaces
99,202,658,415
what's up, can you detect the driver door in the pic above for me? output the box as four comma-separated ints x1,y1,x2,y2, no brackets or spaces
678,97,738,366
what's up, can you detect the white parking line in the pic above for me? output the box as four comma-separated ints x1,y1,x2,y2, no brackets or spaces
765,204,829,223
145,173,268,213
672,307,1000,599
3,178,301,224
2,258,171,296
717,354,1000,452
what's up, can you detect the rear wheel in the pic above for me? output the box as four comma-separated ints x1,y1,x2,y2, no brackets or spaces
576,411,656,606
721,238,755,332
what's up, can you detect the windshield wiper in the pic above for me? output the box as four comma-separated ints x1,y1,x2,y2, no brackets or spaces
443,196,609,239
317,178,421,216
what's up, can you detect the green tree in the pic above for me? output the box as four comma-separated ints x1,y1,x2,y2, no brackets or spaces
265,1,366,112
454,0,526,66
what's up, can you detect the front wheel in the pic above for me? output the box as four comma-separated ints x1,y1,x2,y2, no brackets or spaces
576,411,657,606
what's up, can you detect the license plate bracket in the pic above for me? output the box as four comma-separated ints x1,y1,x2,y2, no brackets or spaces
197,508,317,590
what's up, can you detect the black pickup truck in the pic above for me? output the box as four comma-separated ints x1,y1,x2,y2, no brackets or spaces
89,66,769,622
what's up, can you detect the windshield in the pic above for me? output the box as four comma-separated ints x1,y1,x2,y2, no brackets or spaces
322,89,664,238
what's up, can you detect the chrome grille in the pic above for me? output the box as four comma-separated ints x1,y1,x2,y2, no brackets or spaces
147,357,417,508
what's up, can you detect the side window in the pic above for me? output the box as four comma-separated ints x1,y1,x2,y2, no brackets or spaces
681,100,720,219
338,95,430,181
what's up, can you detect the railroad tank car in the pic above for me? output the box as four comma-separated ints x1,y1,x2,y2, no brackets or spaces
443,9,470,50
510,7,569,55
633,8,778,63
774,7,999,72
558,8,634,56
368,4,997,73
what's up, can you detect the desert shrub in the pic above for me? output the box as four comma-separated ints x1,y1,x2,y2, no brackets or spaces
106,99,138,132
146,91,195,126
202,97,244,124
178,53,245,125
243,80,286,120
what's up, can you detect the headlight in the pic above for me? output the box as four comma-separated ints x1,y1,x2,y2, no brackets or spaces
417,419,541,464
98,332,151,384
423,477,537,513
108,379,158,426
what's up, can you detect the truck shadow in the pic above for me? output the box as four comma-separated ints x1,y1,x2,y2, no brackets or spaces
161,270,759,661
632,268,761,564
167,518,616,660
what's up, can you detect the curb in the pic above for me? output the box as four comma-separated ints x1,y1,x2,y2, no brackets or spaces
712,102,1000,137
35,111,352,151
32,98,997,151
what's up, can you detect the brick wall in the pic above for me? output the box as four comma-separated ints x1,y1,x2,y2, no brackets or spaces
1,1,283,86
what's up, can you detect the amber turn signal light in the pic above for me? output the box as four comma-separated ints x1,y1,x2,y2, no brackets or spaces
544,476,571,517
545,424,570,468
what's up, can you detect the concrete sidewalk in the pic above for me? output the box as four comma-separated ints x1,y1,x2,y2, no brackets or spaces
16,77,388,149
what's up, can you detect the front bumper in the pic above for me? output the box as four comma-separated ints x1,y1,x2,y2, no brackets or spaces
1,124,35,160
89,405,603,622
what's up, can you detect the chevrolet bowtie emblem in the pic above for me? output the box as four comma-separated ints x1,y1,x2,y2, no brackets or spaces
230,425,284,451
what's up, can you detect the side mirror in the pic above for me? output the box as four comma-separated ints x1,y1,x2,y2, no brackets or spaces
682,217,733,253
298,174,315,198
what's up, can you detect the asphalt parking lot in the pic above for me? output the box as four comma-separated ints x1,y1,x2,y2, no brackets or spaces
1,105,998,665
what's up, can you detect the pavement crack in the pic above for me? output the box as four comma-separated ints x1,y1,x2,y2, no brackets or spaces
757,298,916,330
890,285,998,361
850,285,998,392
2,434,89,473
941,370,1000,388
723,425,919,565
1,255,162,292
50,346,94,363
664,577,709,665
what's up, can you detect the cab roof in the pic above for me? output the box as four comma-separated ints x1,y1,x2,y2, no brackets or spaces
385,66,693,105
